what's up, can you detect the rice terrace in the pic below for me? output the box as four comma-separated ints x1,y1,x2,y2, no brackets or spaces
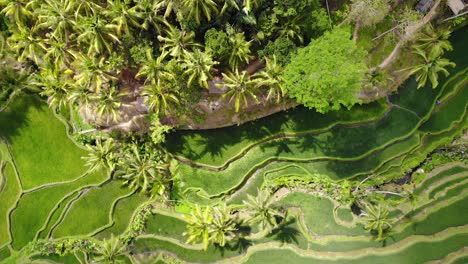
0,0,467,263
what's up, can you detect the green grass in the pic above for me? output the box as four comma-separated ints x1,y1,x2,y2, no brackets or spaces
244,233,468,264
10,170,107,249
145,214,188,241
30,253,80,264
167,99,389,166
0,246,10,260
0,95,88,190
52,180,132,238
36,191,81,240
277,193,365,236
95,192,148,239
0,162,20,247
133,236,241,262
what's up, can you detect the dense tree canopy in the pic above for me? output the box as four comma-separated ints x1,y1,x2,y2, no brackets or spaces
283,27,368,113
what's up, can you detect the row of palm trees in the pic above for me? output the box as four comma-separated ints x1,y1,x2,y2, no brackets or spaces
83,138,172,198
184,190,286,250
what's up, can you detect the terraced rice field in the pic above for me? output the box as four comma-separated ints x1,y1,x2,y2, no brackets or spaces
0,27,467,264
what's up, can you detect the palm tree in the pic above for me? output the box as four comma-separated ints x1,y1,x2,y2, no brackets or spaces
8,27,47,64
142,78,180,115
68,85,96,108
76,14,120,55
361,204,392,240
132,0,166,33
34,65,71,109
1,0,32,29
220,0,239,15
135,48,172,84
95,86,122,124
35,0,76,43
253,56,285,103
44,36,78,67
243,190,284,231
156,0,180,18
105,0,141,36
93,235,126,264
181,49,217,89
181,0,218,24
409,48,455,89
242,0,261,13
157,24,200,58
73,55,116,92
210,204,237,247
226,27,252,70
82,138,117,173
73,0,103,19
184,205,213,250
415,24,452,58
118,144,169,194
217,70,258,112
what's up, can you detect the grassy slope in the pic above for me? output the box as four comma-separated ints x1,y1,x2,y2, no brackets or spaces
0,96,87,189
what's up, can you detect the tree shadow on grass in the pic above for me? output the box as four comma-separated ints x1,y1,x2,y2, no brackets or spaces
267,219,300,245
0,94,43,142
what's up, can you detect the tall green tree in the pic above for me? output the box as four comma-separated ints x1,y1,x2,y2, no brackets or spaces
181,49,217,89
142,78,180,115
35,0,76,43
284,27,367,113
415,24,453,58
76,14,120,55
35,65,71,109
93,235,126,264
227,27,252,70
253,56,285,103
181,0,218,25
135,48,172,84
118,144,170,195
8,27,46,64
217,70,258,112
157,24,199,58
105,0,141,36
347,0,391,28
0,0,32,29
210,204,237,248
82,138,117,173
243,190,285,231
361,204,392,240
73,55,116,92
409,48,455,89
95,86,122,124
184,205,213,250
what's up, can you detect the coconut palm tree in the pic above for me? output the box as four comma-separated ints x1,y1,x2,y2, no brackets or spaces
157,24,200,58
95,86,122,124
142,78,180,115
226,27,252,70
8,27,47,64
243,190,284,231
156,0,180,18
76,14,120,55
217,70,258,112
184,205,213,250
220,0,239,15
409,48,455,89
118,144,169,194
210,204,237,248
34,64,72,109
242,0,261,13
73,0,103,19
105,0,141,36
132,0,166,33
44,36,78,67
83,138,117,173
1,0,32,29
181,49,217,89
135,48,172,84
361,204,392,240
181,0,218,24
73,55,116,92
415,24,452,58
93,235,126,264
35,0,76,43
253,56,285,103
